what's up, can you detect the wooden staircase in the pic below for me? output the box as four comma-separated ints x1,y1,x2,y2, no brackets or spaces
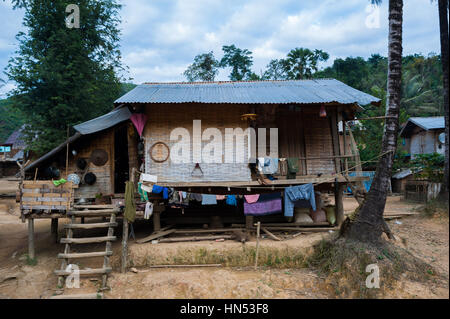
55,205,120,291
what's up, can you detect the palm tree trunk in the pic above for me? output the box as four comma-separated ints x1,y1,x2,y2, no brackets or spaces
342,0,403,242
438,0,449,196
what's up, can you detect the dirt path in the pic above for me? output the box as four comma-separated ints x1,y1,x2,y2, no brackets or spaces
0,179,448,299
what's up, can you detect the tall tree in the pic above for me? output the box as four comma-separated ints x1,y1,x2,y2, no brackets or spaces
437,0,449,195
283,48,329,80
263,48,329,80
6,0,123,156
262,59,288,80
219,45,253,81
183,51,219,82
343,0,403,242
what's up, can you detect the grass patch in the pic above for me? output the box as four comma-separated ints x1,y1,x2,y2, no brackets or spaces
23,254,37,266
305,238,437,298
416,196,449,218
127,246,309,269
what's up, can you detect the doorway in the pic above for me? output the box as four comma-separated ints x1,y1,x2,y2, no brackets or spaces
114,124,129,193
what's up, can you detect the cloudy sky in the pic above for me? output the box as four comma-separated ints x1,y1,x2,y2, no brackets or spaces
0,0,441,97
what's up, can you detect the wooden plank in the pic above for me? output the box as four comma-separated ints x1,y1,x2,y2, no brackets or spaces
262,226,335,232
174,228,244,234
73,205,116,209
58,251,113,259
257,222,330,227
158,235,233,243
261,227,282,241
60,236,116,244
64,222,118,229
22,205,68,210
22,188,71,194
152,175,369,188
54,267,112,276
136,229,176,244
147,264,222,269
68,208,120,214
22,197,68,202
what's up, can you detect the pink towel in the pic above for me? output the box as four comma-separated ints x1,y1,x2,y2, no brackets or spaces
216,195,226,200
244,194,260,204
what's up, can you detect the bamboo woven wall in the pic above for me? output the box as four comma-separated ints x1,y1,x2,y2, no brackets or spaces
143,103,252,182
302,108,335,174
67,129,114,198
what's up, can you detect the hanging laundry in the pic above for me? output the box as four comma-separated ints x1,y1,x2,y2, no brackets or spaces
152,184,169,200
216,195,226,200
144,202,154,220
168,191,189,208
137,182,149,201
201,194,217,205
244,193,282,216
130,113,148,137
284,184,316,217
244,194,260,204
257,158,279,175
189,193,203,202
226,195,237,206
124,181,136,223
286,158,299,179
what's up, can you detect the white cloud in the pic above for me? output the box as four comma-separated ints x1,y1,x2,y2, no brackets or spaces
0,0,443,91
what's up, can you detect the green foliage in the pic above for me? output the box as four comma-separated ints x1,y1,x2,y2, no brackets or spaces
317,53,443,170
263,48,329,80
219,45,254,81
410,153,445,182
6,0,124,156
183,51,219,82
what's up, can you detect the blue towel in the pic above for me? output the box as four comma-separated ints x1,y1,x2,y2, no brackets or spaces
225,195,237,206
284,184,316,217
201,194,217,205
152,185,168,199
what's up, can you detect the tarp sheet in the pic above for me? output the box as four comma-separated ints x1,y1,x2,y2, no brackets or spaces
73,107,131,135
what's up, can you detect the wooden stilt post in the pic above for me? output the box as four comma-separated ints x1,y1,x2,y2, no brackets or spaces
28,218,35,260
245,216,254,232
51,218,58,243
121,219,129,273
335,181,345,226
153,211,161,233
254,221,261,270
121,167,136,274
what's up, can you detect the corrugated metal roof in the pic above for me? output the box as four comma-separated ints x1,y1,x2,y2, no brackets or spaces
400,116,445,137
3,125,27,149
408,117,445,130
114,79,381,106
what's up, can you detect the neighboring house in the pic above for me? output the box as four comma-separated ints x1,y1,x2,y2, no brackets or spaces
0,125,27,177
391,168,420,194
399,116,445,159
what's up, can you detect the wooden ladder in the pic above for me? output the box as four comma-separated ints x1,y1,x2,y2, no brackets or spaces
55,206,120,291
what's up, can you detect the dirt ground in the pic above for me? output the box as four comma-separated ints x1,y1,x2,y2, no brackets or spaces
0,178,448,299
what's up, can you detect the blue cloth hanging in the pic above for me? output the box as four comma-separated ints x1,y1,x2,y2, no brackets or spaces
284,184,316,217
152,185,169,199
225,195,237,206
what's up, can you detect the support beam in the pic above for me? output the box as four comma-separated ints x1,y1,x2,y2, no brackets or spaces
153,211,161,233
28,218,35,260
51,218,58,243
245,216,254,232
121,220,128,273
335,182,345,226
